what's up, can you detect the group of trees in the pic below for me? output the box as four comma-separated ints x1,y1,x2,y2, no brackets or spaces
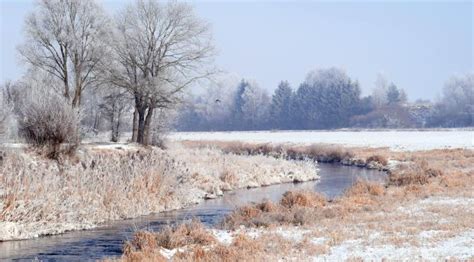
176,70,473,131
1,0,214,147
0,0,472,145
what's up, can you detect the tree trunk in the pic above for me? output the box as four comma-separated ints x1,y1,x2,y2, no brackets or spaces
71,53,82,108
136,106,146,144
143,107,154,146
131,107,138,142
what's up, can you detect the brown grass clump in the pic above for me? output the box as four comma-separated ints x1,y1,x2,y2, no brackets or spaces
344,180,385,197
389,160,444,186
307,145,355,163
155,220,216,249
173,232,318,262
219,170,238,188
174,233,266,261
117,221,215,262
280,190,327,208
366,154,388,166
121,231,167,262
337,180,386,209
222,191,329,229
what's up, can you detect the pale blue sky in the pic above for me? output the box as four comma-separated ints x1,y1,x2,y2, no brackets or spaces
1,0,472,100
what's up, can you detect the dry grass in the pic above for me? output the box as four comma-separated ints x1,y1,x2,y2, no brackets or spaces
108,141,473,260
221,181,385,230
182,140,374,167
114,220,216,262
0,143,318,240
0,147,175,240
280,190,327,208
154,220,216,249
366,154,388,166
115,224,326,262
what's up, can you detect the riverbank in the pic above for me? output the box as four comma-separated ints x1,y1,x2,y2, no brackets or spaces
114,141,474,261
0,143,318,241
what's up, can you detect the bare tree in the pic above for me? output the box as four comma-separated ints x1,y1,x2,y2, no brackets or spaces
372,73,389,108
111,0,215,145
18,0,110,107
99,88,132,142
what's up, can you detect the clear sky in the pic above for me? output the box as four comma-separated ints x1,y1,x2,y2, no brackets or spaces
1,0,472,100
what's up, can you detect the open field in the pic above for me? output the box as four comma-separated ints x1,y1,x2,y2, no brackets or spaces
171,130,474,151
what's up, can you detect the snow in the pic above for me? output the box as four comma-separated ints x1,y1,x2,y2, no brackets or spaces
171,130,474,151
318,230,474,261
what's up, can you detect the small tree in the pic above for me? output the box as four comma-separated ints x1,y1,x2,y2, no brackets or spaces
429,73,473,127
241,81,270,130
372,73,389,108
100,89,131,142
387,83,400,104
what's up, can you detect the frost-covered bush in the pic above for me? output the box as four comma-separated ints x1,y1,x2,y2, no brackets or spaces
17,88,81,157
0,95,11,142
0,89,16,143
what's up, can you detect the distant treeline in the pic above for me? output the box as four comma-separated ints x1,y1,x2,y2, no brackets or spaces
176,68,473,131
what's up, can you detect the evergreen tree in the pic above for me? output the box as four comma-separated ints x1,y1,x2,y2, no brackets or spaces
387,83,401,104
270,81,293,129
295,68,361,129
231,79,249,130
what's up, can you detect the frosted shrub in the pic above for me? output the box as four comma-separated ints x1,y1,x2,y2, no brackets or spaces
0,95,12,143
17,89,81,157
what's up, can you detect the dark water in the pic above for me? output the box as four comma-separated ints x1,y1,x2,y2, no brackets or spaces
0,163,385,261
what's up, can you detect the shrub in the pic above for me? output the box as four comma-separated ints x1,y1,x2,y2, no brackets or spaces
344,180,385,197
280,190,326,208
388,161,443,186
17,89,81,158
366,155,388,166
155,220,216,249
0,93,15,143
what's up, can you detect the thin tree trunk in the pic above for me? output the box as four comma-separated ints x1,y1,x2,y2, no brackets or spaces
131,107,138,142
137,107,146,144
71,53,82,108
143,107,154,146
61,44,70,100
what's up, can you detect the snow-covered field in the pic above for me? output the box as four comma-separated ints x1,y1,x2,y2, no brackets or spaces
171,130,474,151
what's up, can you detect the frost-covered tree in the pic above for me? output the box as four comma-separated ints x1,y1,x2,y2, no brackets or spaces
372,74,407,107
0,82,16,143
270,81,293,129
429,73,473,127
199,75,240,130
99,88,132,142
241,81,270,130
293,68,361,129
372,73,389,108
230,80,249,129
387,83,407,105
18,0,110,107
111,0,215,145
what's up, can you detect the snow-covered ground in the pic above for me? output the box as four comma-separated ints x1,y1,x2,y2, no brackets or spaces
171,130,474,151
